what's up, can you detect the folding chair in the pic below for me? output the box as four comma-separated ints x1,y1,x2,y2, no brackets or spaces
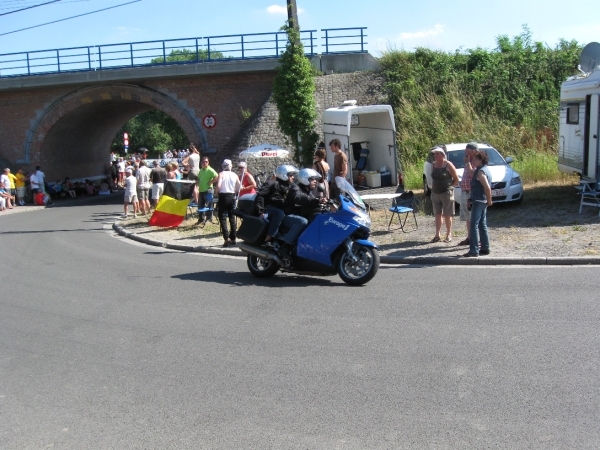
196,191,214,228
186,202,198,219
579,180,600,216
388,191,418,232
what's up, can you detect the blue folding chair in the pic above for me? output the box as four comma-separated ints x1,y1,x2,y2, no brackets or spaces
388,191,418,232
197,191,214,227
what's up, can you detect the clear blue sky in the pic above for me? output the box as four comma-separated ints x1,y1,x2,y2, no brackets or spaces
0,0,598,56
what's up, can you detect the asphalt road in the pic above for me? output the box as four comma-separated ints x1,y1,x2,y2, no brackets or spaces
1,197,599,449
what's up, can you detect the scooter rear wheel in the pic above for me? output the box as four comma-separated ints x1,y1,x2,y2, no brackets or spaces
337,244,380,286
247,254,280,278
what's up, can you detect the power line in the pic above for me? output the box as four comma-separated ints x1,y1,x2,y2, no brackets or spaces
0,0,90,9
0,0,63,17
0,0,141,37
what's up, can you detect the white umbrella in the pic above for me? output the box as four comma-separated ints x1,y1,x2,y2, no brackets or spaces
239,143,290,159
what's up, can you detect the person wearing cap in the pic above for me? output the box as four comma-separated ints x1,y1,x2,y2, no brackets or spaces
430,146,459,243
123,167,139,218
216,159,240,246
458,142,479,246
150,160,167,208
237,161,257,196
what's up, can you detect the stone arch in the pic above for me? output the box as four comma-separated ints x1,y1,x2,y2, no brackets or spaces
25,84,207,179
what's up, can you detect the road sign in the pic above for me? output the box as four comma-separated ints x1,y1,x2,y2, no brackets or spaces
202,114,217,129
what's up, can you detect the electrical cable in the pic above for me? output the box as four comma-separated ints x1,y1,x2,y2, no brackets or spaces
0,0,63,17
0,0,141,37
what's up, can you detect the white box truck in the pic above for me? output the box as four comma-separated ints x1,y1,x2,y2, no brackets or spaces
322,100,400,188
559,42,600,184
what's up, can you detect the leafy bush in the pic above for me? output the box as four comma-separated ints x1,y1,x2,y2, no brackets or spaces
272,24,318,165
380,27,582,171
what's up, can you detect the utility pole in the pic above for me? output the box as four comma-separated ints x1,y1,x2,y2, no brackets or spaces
286,0,299,32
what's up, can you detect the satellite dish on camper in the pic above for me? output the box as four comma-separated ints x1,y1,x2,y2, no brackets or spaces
579,42,600,73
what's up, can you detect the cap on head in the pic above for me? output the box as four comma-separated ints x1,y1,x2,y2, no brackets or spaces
238,161,247,168
222,159,232,168
431,147,445,155
466,142,479,151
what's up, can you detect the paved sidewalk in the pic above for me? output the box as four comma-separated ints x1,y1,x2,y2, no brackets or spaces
112,217,600,266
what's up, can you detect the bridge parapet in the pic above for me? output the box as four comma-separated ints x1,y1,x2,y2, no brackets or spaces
0,27,368,79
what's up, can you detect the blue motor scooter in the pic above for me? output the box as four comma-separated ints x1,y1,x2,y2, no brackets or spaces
236,177,379,285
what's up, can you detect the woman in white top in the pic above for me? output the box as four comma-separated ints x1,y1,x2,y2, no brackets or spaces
216,159,241,247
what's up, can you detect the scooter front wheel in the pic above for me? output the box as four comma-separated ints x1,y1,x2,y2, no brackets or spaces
337,244,380,286
247,254,280,278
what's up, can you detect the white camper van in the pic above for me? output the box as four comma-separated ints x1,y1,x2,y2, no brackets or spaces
559,42,600,184
322,101,400,188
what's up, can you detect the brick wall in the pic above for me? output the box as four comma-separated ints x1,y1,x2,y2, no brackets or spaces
0,72,275,180
0,70,385,181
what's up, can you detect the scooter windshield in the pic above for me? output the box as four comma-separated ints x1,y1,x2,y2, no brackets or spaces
335,176,366,210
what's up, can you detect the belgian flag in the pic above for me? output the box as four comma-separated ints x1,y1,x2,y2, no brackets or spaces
148,180,195,227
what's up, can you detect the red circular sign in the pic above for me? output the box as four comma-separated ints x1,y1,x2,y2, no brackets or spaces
202,114,217,129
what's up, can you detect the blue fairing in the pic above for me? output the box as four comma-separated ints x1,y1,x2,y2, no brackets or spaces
296,196,369,267
355,239,378,249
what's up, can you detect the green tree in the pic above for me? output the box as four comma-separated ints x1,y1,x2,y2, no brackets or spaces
272,24,318,165
111,110,188,157
150,48,225,64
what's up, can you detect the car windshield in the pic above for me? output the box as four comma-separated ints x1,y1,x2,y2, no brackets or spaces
448,147,506,168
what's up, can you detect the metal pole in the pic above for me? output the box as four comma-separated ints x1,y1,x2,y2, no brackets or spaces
56,49,60,72
286,0,299,32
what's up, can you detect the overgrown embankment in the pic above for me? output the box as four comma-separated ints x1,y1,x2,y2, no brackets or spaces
379,28,582,187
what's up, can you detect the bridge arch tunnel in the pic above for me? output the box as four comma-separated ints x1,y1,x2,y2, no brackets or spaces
28,84,206,180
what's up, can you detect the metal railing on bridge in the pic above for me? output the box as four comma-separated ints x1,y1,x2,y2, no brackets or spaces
0,27,367,78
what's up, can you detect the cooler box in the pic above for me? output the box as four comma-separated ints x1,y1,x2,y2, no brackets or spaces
380,172,392,187
365,171,381,188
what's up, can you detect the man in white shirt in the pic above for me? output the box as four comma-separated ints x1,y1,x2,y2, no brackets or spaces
35,166,46,193
123,167,139,218
136,160,152,215
30,171,40,194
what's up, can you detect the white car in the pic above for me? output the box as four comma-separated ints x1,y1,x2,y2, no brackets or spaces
423,143,523,204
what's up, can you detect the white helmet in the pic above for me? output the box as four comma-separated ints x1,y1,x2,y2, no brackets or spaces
275,164,299,181
297,168,322,186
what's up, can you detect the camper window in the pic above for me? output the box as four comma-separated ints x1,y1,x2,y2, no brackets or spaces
567,104,579,124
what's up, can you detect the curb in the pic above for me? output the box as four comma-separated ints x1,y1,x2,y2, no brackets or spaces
113,223,600,266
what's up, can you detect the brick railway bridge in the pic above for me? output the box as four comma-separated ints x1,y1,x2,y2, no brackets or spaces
0,29,377,180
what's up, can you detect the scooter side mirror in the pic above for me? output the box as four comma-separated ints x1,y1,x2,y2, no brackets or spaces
317,182,326,193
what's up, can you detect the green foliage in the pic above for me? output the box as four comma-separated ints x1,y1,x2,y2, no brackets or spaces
272,24,317,166
150,48,225,64
240,107,252,122
379,27,582,170
111,110,188,157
